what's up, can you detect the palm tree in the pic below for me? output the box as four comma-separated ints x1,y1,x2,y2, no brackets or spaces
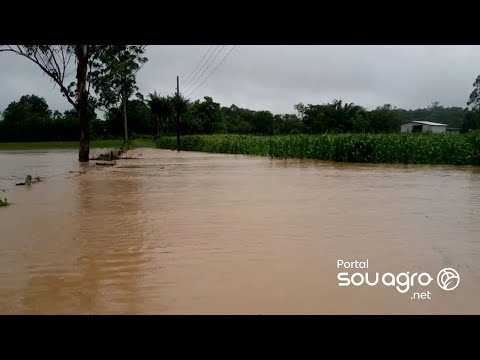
330,99,365,132
147,91,173,141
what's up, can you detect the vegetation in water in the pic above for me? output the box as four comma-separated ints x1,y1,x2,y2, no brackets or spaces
0,198,9,207
91,151,120,161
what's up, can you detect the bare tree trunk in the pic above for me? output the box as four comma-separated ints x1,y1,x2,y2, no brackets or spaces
123,93,128,148
76,45,89,162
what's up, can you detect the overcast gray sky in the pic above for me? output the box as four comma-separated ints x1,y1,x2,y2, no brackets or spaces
1,45,480,116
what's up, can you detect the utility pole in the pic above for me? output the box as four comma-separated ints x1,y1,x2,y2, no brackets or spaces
176,75,180,151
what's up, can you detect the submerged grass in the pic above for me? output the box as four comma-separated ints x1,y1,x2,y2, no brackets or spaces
0,198,9,207
156,132,480,165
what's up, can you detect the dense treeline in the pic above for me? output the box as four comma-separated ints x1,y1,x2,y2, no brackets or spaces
0,95,150,142
0,95,96,142
2,94,480,142
146,97,480,136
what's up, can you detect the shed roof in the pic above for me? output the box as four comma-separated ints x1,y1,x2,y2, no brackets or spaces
402,120,448,126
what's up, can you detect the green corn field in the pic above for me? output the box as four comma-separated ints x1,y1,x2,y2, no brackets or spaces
156,131,480,165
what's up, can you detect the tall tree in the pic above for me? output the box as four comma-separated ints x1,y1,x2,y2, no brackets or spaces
2,95,51,125
1,95,52,141
90,45,148,147
467,75,480,111
368,104,402,133
0,45,107,161
185,96,222,134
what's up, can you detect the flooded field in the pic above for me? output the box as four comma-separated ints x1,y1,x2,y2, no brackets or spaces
0,148,479,314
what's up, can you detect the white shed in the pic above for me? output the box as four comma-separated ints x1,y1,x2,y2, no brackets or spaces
400,121,447,134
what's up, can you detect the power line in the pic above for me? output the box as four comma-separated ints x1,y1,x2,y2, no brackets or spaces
183,45,221,89
185,45,234,97
184,45,224,93
186,45,237,98
182,45,214,85
183,45,223,92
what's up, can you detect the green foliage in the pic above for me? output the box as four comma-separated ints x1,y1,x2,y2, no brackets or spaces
368,104,402,133
184,96,222,134
157,132,480,165
0,198,9,207
1,95,52,141
467,75,480,111
89,45,148,147
463,110,480,132
147,91,174,138
104,99,151,137
173,94,190,118
0,95,99,142
295,100,368,133
90,45,148,109
274,114,305,134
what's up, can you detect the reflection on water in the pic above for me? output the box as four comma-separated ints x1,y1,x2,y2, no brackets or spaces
0,148,480,314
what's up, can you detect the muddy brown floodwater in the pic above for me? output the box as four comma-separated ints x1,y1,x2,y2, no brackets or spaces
0,148,479,314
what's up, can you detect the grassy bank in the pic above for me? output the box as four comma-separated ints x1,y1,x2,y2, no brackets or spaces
156,132,480,165
0,138,156,151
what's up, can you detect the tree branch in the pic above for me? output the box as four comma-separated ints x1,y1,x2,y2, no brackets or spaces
87,45,109,58
49,47,62,82
0,46,77,109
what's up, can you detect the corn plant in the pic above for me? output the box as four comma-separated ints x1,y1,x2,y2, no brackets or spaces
156,131,480,165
